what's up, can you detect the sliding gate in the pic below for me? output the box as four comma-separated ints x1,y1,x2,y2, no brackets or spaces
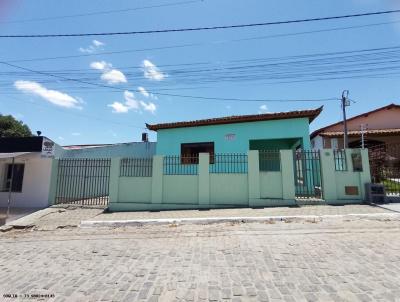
369,143,400,200
294,150,323,199
55,158,111,206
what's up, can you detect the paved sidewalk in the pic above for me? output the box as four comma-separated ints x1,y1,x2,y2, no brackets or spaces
1,204,396,231
0,207,42,226
90,204,391,221
4,206,104,231
375,202,400,213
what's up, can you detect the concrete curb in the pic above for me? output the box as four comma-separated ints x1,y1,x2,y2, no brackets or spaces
80,212,400,228
5,208,62,229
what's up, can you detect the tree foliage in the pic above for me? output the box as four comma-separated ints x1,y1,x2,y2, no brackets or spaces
0,114,33,138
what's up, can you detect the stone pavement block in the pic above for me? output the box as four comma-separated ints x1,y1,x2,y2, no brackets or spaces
1,219,400,301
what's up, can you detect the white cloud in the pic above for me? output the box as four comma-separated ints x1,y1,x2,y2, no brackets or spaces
93,40,104,47
137,86,158,100
79,40,105,53
258,104,270,114
108,90,157,114
142,60,166,81
58,136,65,141
138,86,150,98
101,69,127,84
124,91,139,109
90,61,127,84
108,102,130,113
14,80,82,109
90,61,109,70
140,101,157,114
71,132,81,136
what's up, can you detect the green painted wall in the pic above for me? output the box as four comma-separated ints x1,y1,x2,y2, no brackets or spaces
105,149,372,212
260,172,283,199
156,118,311,155
209,174,248,205
163,175,198,204
118,177,152,203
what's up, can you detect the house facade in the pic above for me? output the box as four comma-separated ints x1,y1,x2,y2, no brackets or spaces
147,107,323,157
311,104,400,149
98,107,371,211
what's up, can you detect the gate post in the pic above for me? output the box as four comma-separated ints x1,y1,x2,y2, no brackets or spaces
48,159,59,205
151,155,163,204
280,150,296,201
109,157,121,204
248,150,261,206
320,149,338,202
359,149,372,200
198,153,210,206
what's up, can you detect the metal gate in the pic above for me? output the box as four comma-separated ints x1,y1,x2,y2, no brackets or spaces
294,150,323,199
55,158,111,206
369,143,400,200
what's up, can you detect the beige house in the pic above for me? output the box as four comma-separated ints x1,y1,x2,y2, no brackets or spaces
311,104,400,149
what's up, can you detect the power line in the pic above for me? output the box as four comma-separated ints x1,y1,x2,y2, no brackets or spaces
1,0,201,24
6,19,400,63
6,44,400,74
2,45,400,88
2,9,400,38
1,95,147,129
0,60,339,103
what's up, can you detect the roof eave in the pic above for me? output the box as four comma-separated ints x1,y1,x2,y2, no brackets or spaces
147,106,323,131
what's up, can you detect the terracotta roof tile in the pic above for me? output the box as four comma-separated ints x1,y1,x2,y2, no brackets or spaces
320,128,400,137
311,103,400,138
146,107,323,131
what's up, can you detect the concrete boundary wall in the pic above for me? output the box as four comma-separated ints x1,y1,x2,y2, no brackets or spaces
105,149,371,212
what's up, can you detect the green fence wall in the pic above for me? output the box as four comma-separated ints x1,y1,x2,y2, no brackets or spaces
105,149,371,212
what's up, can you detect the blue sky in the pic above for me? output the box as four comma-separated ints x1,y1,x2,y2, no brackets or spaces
0,0,400,145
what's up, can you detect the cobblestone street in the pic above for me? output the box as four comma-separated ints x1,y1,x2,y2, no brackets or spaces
1,218,400,302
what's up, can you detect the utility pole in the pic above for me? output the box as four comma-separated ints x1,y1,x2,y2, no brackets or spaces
360,123,367,149
341,90,350,149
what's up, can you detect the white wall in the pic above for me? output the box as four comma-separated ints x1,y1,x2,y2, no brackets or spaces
0,154,52,208
312,136,324,150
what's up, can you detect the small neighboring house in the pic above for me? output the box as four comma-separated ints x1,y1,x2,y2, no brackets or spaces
311,104,400,149
0,136,60,208
0,137,155,208
147,107,323,156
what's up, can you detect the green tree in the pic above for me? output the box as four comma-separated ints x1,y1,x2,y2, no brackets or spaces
0,114,33,137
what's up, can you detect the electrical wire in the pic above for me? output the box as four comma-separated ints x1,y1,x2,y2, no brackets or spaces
2,95,147,129
6,19,400,63
2,9,400,38
0,60,339,103
1,0,201,24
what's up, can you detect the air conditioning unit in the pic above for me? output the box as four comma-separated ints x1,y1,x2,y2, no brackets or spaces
365,183,386,204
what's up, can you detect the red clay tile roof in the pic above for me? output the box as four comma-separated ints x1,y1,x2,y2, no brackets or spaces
311,103,400,139
146,107,323,131
320,128,400,137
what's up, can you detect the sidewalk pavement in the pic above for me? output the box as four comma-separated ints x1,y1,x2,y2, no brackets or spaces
2,203,399,232
82,204,400,228
375,202,400,213
2,206,104,231
0,207,42,226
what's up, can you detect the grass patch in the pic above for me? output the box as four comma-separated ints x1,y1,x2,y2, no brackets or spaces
382,179,400,192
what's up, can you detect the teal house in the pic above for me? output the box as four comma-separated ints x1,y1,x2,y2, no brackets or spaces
146,107,323,156
48,106,372,211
